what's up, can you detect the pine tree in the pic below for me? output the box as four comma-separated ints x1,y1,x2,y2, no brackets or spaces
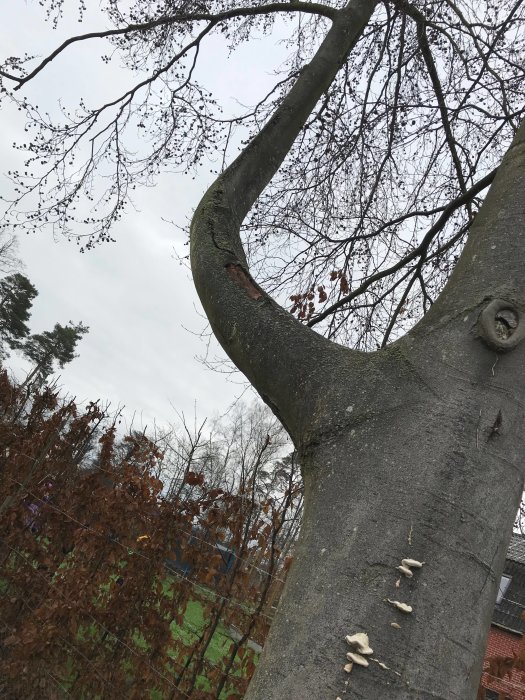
0,273,38,359
22,322,89,383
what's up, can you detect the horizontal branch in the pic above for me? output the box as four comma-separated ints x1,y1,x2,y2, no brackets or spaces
2,2,336,90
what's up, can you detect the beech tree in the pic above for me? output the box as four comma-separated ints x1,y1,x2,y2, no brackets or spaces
1,0,525,698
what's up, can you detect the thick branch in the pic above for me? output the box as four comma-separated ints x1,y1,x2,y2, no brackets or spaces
190,0,377,439
421,119,525,325
217,1,378,220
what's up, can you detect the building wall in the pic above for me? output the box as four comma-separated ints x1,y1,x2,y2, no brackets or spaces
481,626,525,700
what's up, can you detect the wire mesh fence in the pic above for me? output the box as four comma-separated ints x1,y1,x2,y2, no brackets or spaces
0,369,301,699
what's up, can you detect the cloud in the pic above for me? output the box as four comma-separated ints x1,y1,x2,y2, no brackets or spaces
1,2,288,429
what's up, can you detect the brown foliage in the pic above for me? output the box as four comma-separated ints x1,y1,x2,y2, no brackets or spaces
0,369,298,698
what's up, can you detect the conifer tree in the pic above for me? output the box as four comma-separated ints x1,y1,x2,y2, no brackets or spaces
22,321,89,383
0,273,38,359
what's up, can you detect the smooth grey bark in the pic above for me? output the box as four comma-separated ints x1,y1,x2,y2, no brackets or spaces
190,0,525,696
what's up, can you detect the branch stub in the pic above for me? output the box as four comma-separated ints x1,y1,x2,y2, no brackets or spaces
478,299,525,352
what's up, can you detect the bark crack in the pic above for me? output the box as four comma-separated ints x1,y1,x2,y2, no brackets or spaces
225,263,263,300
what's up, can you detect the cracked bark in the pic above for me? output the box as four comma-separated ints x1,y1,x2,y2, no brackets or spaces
190,0,525,695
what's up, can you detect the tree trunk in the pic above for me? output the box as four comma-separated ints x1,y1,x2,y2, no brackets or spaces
244,325,525,699
190,0,525,695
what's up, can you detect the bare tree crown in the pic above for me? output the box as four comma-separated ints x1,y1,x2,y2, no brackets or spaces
1,0,523,348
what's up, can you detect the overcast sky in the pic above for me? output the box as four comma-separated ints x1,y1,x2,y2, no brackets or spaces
0,3,291,431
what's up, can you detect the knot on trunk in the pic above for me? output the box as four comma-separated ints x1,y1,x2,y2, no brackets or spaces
478,299,525,352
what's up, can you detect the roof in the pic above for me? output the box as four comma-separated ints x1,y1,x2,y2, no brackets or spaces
492,534,525,634
506,534,525,566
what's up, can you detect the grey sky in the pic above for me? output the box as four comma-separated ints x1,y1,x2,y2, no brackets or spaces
0,2,289,429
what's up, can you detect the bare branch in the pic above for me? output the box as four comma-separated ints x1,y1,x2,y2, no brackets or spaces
307,166,497,327
3,2,336,90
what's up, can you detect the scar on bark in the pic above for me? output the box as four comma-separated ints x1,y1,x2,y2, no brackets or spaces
487,409,502,440
226,263,263,300
477,299,525,351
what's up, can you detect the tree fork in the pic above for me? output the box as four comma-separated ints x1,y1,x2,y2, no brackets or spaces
246,124,525,699
190,0,525,693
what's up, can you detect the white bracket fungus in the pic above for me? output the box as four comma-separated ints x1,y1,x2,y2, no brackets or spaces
401,558,424,569
343,631,373,675
396,557,424,578
345,632,373,655
343,631,400,679
346,651,369,666
387,599,413,613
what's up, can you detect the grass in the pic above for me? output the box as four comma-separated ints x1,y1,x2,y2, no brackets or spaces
133,586,256,698
1,558,259,699
53,592,255,699
0,527,262,698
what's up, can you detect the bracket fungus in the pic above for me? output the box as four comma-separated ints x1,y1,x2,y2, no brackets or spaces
346,652,369,667
397,557,424,577
344,631,399,678
345,632,373,655
401,558,424,569
343,632,373,674
387,599,413,613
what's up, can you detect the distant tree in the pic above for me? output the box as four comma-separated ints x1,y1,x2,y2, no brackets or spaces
22,321,89,384
0,233,20,275
0,273,38,359
162,401,287,499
